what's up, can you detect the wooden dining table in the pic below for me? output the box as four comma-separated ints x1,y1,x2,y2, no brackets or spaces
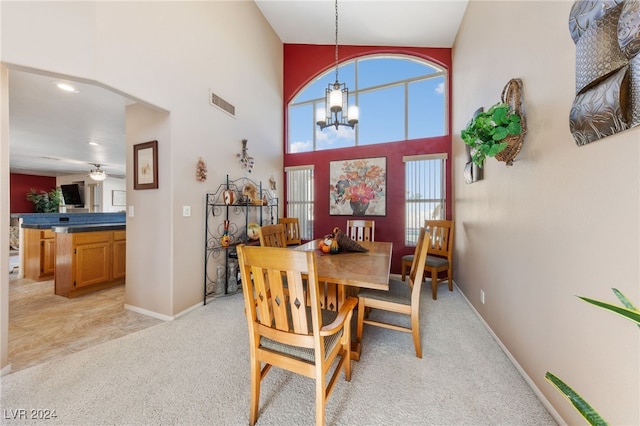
294,239,393,360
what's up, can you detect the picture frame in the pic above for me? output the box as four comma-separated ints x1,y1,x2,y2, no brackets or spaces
112,190,126,206
133,140,158,190
329,157,387,216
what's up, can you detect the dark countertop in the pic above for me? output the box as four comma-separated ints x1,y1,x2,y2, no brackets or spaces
22,223,58,229
52,224,126,233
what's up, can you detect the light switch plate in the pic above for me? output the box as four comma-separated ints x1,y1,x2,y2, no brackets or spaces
183,206,191,217
128,206,134,217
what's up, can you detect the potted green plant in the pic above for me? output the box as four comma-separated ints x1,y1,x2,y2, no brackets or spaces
26,188,62,213
461,102,523,167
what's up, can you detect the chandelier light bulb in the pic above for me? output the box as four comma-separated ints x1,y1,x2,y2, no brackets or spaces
329,87,343,112
316,108,327,126
348,105,359,125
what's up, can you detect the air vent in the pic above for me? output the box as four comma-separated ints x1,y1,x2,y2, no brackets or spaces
209,91,235,117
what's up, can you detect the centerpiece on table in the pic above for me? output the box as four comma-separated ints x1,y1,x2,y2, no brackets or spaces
317,227,368,254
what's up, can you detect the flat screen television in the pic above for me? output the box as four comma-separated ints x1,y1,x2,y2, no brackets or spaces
61,184,84,206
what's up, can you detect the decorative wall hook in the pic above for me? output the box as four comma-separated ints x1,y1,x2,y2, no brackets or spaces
237,139,254,173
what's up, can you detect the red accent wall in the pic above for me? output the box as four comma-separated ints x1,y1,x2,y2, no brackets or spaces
283,44,453,273
10,173,57,213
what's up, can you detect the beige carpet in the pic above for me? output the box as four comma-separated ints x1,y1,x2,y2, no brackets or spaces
0,283,558,425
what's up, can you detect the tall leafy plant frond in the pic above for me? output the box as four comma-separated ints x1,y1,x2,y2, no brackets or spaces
544,372,607,426
546,288,639,425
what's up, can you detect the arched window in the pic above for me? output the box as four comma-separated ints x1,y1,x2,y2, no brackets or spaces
288,54,447,153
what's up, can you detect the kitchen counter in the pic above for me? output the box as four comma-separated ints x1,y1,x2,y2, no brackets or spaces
17,212,126,282
17,212,125,228
52,223,126,233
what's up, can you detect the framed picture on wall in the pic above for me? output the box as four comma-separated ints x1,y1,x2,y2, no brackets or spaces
329,157,386,216
133,140,158,190
112,190,126,206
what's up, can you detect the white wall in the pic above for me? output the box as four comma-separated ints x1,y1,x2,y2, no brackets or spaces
1,65,10,372
99,177,126,212
452,1,639,424
0,1,283,368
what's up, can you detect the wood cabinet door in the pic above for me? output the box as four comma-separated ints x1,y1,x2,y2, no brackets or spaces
75,242,110,287
112,240,126,279
41,238,56,275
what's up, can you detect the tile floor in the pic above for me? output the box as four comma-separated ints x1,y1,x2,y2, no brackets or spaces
7,255,162,374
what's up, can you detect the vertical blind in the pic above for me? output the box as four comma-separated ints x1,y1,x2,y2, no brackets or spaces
285,166,314,240
403,154,447,245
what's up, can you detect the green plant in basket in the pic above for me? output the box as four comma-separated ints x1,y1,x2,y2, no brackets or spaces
461,102,522,167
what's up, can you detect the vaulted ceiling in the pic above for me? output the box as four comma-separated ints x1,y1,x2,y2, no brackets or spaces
8,1,467,177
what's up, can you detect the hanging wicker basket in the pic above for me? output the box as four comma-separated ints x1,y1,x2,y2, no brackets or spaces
494,78,526,166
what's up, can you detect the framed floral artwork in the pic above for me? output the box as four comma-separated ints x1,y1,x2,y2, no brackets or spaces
329,157,386,216
133,140,158,190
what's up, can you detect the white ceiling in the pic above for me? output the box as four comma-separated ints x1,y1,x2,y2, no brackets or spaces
8,1,467,177
255,0,468,47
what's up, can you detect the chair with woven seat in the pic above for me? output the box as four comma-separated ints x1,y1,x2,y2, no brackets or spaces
357,227,430,358
401,219,454,300
346,219,375,242
278,217,302,246
258,223,287,248
237,244,358,426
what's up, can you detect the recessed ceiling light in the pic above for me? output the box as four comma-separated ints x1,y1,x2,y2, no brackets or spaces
88,141,100,146
56,83,78,93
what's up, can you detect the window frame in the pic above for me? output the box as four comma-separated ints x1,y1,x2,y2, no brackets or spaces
287,54,448,153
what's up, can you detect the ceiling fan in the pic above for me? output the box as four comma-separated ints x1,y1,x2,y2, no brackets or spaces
88,164,108,181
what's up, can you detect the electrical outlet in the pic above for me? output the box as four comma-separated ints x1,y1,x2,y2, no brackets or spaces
480,290,485,304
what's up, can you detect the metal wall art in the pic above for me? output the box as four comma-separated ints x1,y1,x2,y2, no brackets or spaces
569,0,640,146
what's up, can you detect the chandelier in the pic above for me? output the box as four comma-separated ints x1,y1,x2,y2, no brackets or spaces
316,0,358,130
88,164,107,181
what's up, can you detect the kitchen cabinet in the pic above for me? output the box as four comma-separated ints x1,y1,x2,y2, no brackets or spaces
54,226,126,297
23,228,55,280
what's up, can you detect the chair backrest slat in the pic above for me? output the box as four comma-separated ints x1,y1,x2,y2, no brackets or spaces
410,229,430,304
259,223,287,248
424,220,453,259
346,219,375,242
279,217,302,246
408,227,427,289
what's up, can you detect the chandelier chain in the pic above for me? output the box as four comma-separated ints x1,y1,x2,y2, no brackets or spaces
334,0,339,83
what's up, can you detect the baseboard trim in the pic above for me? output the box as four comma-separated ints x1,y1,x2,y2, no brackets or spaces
124,304,173,321
124,301,204,321
453,282,567,426
0,363,12,377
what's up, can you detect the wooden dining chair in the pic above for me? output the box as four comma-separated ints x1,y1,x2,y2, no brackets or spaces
278,217,302,246
401,219,454,300
346,219,375,242
236,244,358,426
357,228,430,358
258,223,287,248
